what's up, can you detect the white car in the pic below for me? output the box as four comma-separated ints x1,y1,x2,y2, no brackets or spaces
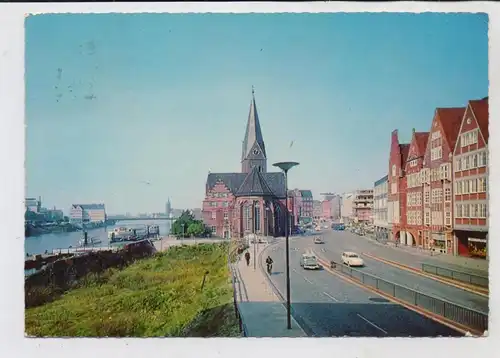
341,252,364,267
313,237,324,244
300,253,320,270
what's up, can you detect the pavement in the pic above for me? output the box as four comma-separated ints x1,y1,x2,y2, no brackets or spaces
360,232,488,276
265,238,463,337
232,244,306,337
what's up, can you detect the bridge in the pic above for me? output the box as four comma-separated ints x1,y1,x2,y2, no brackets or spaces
107,216,178,222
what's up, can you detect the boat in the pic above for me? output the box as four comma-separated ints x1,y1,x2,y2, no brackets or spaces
78,237,102,246
108,227,134,242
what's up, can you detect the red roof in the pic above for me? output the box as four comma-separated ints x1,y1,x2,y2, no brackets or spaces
437,107,466,150
414,132,429,156
400,144,410,164
469,97,489,143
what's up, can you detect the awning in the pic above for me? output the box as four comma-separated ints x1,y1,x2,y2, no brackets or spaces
468,237,487,243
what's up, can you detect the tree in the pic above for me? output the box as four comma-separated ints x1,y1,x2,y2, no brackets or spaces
171,210,196,237
187,221,205,237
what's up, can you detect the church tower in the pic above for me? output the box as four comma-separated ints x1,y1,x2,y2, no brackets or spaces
241,88,267,173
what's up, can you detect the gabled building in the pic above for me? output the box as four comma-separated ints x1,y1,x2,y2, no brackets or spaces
388,130,410,244
422,107,464,253
452,97,489,258
202,90,288,238
404,129,429,247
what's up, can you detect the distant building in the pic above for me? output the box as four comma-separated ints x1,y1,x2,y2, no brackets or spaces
330,195,341,221
46,208,64,221
341,193,354,224
373,176,390,240
70,204,106,224
313,200,322,220
25,197,41,213
353,189,374,223
165,198,172,217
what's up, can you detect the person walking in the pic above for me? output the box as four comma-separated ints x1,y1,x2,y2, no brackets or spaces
244,251,251,266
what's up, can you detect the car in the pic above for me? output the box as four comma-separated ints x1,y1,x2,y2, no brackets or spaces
300,253,320,270
341,252,364,267
258,238,268,244
313,237,324,244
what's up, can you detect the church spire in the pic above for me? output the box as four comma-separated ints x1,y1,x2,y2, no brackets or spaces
241,87,267,173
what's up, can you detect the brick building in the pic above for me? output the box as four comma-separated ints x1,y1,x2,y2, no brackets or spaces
404,129,429,247
388,130,410,244
202,90,289,238
452,97,489,258
422,107,464,253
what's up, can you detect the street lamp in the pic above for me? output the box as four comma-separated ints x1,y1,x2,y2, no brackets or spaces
181,223,185,244
273,161,299,330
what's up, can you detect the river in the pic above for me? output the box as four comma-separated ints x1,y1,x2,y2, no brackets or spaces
24,219,172,256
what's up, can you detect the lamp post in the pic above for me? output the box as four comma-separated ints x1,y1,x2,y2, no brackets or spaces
181,223,185,244
273,161,299,330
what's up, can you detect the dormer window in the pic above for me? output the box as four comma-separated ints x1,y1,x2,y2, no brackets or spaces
392,164,396,177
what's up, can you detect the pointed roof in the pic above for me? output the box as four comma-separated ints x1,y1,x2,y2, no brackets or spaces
236,166,275,197
241,89,267,161
206,172,287,198
400,144,410,164
469,97,489,143
436,107,465,150
414,132,430,156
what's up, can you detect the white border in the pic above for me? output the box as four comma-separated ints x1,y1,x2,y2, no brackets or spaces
0,2,497,358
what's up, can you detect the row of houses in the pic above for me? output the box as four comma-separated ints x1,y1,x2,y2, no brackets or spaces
373,96,489,258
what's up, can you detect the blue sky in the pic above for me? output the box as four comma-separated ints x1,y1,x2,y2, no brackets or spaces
25,13,488,214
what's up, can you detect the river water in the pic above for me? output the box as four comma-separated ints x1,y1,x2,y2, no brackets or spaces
24,219,172,256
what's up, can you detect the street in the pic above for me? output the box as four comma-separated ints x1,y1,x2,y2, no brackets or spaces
261,232,469,337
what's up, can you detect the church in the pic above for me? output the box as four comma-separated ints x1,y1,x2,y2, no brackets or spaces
201,90,290,239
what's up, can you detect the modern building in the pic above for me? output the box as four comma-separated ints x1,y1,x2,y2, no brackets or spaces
353,189,374,223
201,90,289,238
299,190,314,222
331,195,342,221
388,130,410,244
373,176,390,240
70,203,106,224
422,107,464,254
404,129,429,247
452,97,489,258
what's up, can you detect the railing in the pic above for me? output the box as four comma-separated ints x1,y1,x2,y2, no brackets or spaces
328,260,488,334
421,263,489,288
227,243,247,337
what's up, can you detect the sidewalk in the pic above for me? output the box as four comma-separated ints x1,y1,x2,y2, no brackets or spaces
360,234,488,275
232,245,306,337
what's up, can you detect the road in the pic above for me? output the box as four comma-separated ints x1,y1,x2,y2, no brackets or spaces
262,238,462,337
308,230,488,313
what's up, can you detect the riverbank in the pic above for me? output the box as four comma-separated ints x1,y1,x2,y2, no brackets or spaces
25,242,240,337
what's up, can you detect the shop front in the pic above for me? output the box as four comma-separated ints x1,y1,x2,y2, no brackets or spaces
455,230,488,258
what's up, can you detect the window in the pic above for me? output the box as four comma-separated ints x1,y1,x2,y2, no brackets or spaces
455,158,462,172
464,204,470,218
444,188,451,202
472,154,478,168
470,179,477,193
223,212,228,219
478,177,487,192
424,190,430,205
470,204,477,218
464,180,470,194
455,204,462,218
478,151,487,167
417,192,422,206
211,211,217,219
222,201,229,207
445,211,451,226
392,165,396,177
210,201,217,207
425,211,430,225
391,183,397,194
431,147,442,161
461,129,479,147
479,204,487,218
431,130,441,140
211,226,216,234
244,205,251,231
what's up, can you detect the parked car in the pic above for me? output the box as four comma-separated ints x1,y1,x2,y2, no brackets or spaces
341,252,364,267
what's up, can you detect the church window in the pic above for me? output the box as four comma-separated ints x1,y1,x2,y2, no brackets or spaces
244,205,252,232
254,204,261,233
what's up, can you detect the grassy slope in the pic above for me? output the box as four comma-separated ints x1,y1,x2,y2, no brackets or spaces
25,243,240,337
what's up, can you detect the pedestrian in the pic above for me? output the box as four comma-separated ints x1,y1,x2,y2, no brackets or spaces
244,251,250,266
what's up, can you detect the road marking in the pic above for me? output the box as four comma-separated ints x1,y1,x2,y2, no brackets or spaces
322,291,339,302
292,268,313,284
356,314,388,335
311,253,479,336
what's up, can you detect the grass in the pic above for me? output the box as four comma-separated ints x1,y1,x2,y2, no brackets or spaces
25,243,241,337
